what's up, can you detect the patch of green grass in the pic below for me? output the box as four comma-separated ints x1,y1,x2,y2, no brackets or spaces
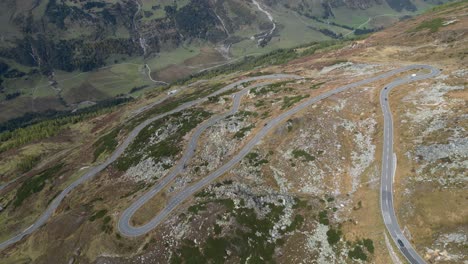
326,227,342,245
195,189,215,198
188,203,207,214
246,152,259,162
245,152,269,167
101,215,113,233
171,239,205,264
318,210,329,225
348,245,367,261
362,238,374,254
299,40,344,57
13,163,63,207
282,95,309,109
203,237,229,263
16,154,42,173
255,99,266,108
237,110,258,119
216,199,235,212
353,200,363,210
214,224,222,235
282,214,304,233
93,128,120,161
234,124,255,139
411,18,444,33
292,149,315,162
251,80,295,96
429,0,468,13
292,197,308,209
103,215,111,225
89,209,108,221
310,82,325,89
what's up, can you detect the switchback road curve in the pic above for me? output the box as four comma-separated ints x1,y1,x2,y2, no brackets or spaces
1,66,440,264
118,65,439,264
0,74,301,250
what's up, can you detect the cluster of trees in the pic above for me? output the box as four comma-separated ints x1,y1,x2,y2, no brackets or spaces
0,118,75,152
0,61,28,100
83,1,106,10
0,98,132,153
386,0,417,12
295,9,387,37
5,92,21,101
0,36,142,74
354,27,382,35
46,0,94,29
0,61,8,75
165,0,222,41
0,0,140,74
317,28,343,39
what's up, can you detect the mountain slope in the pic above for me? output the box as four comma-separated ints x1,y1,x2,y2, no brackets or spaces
0,1,466,263
0,0,451,123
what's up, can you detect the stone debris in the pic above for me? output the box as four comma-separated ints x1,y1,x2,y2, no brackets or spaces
320,62,382,76
415,138,468,162
453,69,468,78
425,248,464,262
401,81,467,187
270,166,291,193
435,232,467,247
124,157,172,183
320,62,354,75
343,117,377,193
305,224,343,263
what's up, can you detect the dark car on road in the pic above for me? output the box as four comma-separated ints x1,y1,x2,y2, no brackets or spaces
397,239,405,247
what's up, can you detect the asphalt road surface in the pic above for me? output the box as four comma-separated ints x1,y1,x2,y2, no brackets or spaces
1,65,440,264
380,65,440,264
0,74,301,250
118,64,439,264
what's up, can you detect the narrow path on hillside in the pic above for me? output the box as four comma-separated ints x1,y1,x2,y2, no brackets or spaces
144,64,168,85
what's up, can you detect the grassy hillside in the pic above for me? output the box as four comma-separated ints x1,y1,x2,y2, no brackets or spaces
0,0,451,123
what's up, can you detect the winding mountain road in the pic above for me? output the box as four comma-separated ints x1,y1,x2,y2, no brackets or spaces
118,65,439,264
0,65,440,264
0,74,301,251
118,82,266,236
